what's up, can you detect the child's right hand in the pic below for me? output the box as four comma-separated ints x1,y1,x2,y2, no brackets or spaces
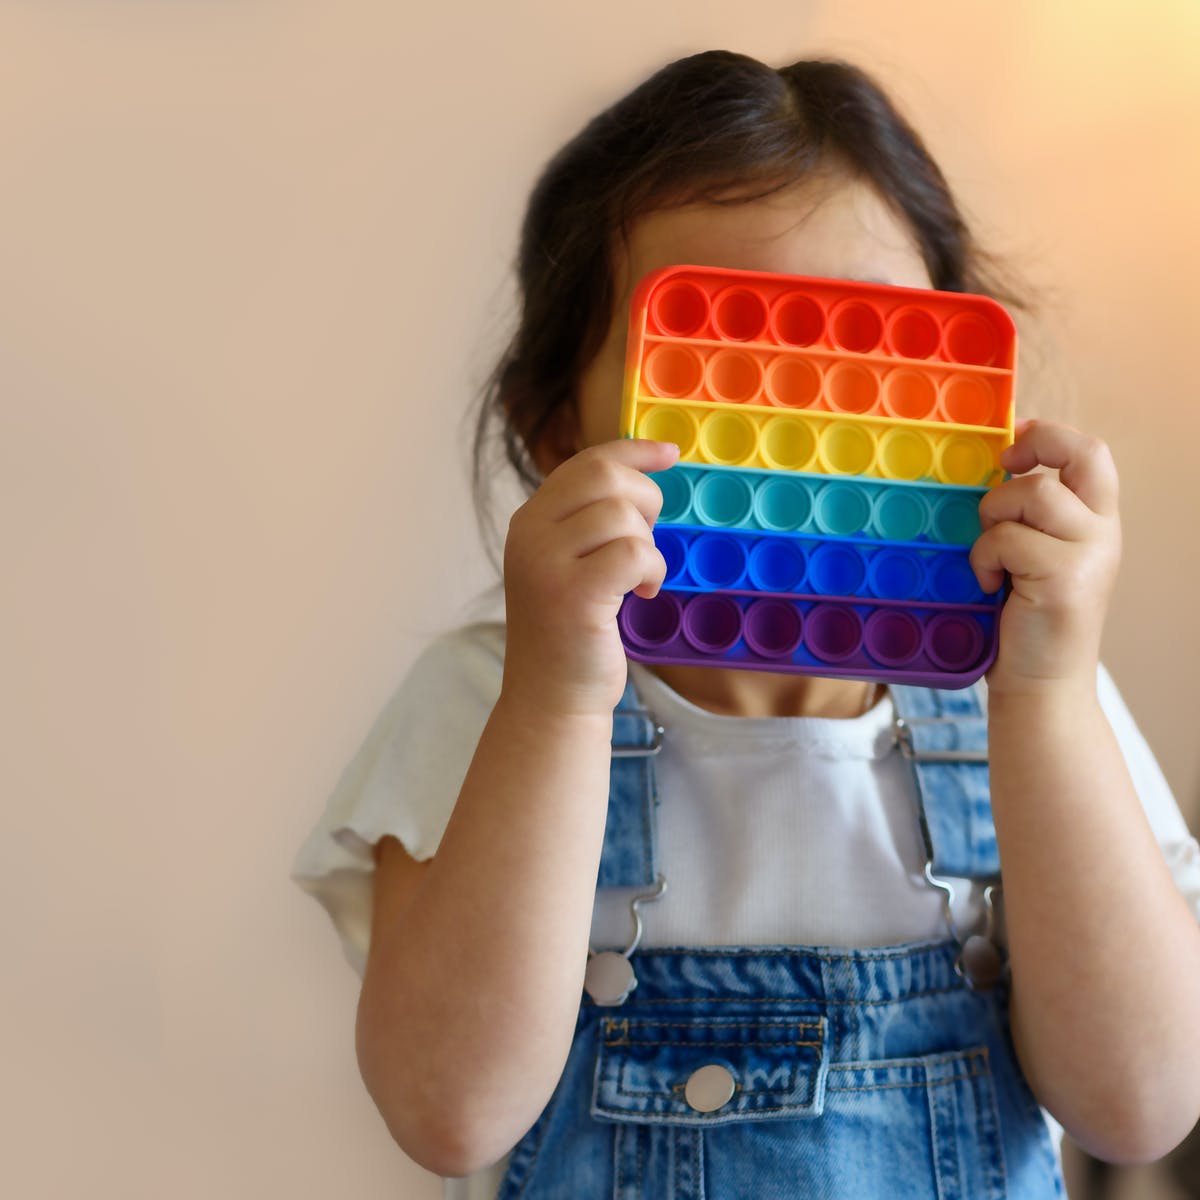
501,438,680,718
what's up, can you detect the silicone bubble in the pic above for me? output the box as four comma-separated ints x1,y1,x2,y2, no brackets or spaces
927,554,984,604
747,538,806,593
649,279,710,338
807,542,867,597
754,475,813,532
872,487,929,542
682,594,743,654
864,609,923,668
706,348,764,404
878,427,936,482
932,493,981,545
743,598,803,659
764,356,822,408
937,433,995,486
699,410,758,466
650,467,694,523
620,592,682,649
805,603,864,663
885,306,941,360
943,312,1002,366
711,286,770,342
643,343,704,399
825,361,880,415
687,532,748,590
881,368,938,421
940,374,996,427
867,547,925,600
819,421,877,475
653,528,688,585
769,292,825,347
637,405,699,458
923,612,986,672
814,481,871,536
694,470,755,527
760,415,817,471
829,299,884,353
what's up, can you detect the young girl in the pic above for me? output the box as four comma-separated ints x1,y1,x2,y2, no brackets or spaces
292,51,1200,1198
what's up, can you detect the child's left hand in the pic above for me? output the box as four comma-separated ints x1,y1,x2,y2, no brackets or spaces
970,418,1121,697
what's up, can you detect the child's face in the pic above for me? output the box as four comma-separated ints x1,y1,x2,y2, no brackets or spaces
569,174,933,459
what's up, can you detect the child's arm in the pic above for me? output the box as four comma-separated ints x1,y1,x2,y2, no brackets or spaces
354,438,677,1178
972,419,1200,1163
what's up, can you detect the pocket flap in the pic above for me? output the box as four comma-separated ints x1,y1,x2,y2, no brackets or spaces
592,1013,827,1127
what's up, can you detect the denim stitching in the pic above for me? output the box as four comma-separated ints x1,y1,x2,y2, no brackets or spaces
826,1068,989,1094
971,1047,1010,1199
609,985,968,1007
603,1017,823,1035
606,1037,823,1048
827,1049,987,1073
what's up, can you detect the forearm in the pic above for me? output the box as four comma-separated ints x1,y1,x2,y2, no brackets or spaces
989,681,1200,1161
357,690,612,1172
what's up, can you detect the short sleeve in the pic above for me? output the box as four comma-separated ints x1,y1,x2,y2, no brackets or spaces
1095,662,1200,922
290,621,506,977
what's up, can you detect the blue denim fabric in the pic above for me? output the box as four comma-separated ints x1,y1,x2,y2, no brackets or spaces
494,678,1066,1199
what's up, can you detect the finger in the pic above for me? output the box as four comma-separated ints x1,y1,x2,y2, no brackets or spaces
540,440,679,526
577,535,667,601
558,497,660,560
978,471,1096,542
969,520,1061,594
1001,420,1118,517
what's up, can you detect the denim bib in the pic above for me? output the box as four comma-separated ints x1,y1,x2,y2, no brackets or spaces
494,676,1065,1199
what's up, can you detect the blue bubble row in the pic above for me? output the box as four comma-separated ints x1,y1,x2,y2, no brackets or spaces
650,462,984,545
655,525,994,606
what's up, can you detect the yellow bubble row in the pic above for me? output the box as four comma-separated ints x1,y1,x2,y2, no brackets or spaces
634,400,1005,486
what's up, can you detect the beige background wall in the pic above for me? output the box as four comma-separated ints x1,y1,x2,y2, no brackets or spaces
2,3,1197,1197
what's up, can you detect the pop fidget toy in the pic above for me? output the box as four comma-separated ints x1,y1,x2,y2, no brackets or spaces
616,265,1017,689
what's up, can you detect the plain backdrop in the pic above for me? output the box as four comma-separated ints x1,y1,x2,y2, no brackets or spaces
2,3,1197,1197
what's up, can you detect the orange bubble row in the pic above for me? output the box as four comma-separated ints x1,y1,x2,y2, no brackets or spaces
641,342,1003,427
646,278,1007,366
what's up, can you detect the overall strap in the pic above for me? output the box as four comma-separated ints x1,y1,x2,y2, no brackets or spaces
598,672,663,889
599,676,1000,886
889,682,999,881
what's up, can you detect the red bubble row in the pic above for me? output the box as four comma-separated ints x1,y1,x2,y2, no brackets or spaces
647,279,1007,367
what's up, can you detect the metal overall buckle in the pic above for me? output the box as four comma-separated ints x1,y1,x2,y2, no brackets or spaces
893,713,1008,991
584,874,668,1006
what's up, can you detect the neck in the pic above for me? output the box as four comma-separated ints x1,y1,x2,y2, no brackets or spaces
646,663,881,720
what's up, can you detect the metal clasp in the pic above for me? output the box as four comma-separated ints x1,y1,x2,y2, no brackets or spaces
610,721,664,758
584,874,668,1006
922,859,1008,991
893,715,989,764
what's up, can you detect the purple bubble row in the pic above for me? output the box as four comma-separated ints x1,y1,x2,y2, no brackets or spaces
620,590,990,673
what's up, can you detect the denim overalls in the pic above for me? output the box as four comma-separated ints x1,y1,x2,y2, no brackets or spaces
494,676,1066,1199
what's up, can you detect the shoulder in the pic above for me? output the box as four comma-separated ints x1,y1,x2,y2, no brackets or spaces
401,620,506,700
1091,662,1190,844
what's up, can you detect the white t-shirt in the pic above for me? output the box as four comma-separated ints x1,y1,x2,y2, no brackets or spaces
291,621,1200,1199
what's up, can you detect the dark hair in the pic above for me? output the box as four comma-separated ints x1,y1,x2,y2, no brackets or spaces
470,50,1025,556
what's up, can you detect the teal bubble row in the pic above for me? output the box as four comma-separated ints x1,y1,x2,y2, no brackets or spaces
650,463,984,546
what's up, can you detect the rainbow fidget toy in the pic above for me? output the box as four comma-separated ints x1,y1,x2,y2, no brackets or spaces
616,265,1016,689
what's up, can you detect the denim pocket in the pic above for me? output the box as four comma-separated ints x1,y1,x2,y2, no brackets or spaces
824,1045,1009,1199
591,1013,828,1127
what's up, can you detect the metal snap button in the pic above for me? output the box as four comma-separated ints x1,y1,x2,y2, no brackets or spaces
584,951,637,1006
684,1063,736,1112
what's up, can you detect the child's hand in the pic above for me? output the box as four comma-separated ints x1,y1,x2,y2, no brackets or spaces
501,438,680,718
970,419,1121,696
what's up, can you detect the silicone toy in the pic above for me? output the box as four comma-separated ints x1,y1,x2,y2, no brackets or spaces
616,265,1016,688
